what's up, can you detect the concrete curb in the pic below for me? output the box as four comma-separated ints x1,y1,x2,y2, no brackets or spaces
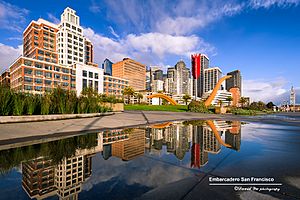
0,112,115,124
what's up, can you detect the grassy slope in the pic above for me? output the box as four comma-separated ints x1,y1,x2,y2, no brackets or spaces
124,104,188,112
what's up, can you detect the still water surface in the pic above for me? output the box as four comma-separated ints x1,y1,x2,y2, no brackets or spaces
0,119,299,199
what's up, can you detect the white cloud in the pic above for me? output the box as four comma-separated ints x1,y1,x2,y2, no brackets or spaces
0,1,29,32
83,27,215,65
47,13,60,24
156,2,244,35
0,43,22,72
249,0,300,9
89,0,101,13
243,78,288,102
108,26,120,38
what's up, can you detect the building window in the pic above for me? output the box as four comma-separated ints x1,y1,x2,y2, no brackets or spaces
24,68,33,75
24,85,33,90
24,60,33,66
89,72,93,78
95,73,99,79
35,86,43,91
95,81,98,91
44,80,52,85
24,77,33,83
35,78,42,84
83,79,87,89
82,70,87,77
35,70,43,76
45,72,52,78
89,80,93,87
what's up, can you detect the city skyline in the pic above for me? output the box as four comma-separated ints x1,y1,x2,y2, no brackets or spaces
0,0,299,103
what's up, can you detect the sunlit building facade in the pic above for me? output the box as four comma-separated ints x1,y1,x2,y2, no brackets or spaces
103,75,129,98
112,58,146,91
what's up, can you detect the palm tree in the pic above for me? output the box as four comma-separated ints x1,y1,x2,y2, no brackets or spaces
135,93,143,104
123,86,135,104
226,96,233,107
239,97,247,108
182,94,191,105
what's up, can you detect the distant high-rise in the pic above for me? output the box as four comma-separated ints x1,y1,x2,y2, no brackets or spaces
112,58,146,91
191,54,209,98
226,70,242,92
153,69,163,81
166,61,192,95
290,86,296,108
102,58,113,75
204,67,222,93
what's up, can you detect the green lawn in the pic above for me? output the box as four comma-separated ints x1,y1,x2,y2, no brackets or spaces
124,104,188,112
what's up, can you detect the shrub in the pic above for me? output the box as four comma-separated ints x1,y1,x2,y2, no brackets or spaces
0,85,13,115
12,93,26,116
231,108,257,115
188,100,210,113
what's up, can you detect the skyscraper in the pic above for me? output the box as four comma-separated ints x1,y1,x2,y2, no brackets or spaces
290,86,296,110
191,54,209,98
112,58,146,91
226,70,242,92
166,61,192,95
204,67,222,93
102,58,113,75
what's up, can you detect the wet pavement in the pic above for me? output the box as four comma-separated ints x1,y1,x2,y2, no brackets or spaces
0,117,299,200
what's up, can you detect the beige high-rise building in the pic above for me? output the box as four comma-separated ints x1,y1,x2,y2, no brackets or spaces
112,58,146,91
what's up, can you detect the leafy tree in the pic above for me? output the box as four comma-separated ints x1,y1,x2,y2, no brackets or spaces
135,93,143,104
239,97,247,108
182,94,191,105
123,86,135,104
266,102,276,109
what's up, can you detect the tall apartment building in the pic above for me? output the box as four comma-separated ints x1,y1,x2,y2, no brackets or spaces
204,67,222,93
9,7,102,95
112,58,146,91
226,70,242,93
57,8,83,65
152,79,164,92
191,54,209,98
23,19,59,64
103,75,129,98
165,61,192,96
102,58,113,75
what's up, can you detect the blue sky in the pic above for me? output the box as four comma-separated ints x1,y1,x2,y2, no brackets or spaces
0,0,299,103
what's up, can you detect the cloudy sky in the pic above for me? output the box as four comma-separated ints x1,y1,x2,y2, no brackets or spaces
0,0,299,104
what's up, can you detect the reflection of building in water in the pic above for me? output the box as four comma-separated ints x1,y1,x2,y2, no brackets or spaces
55,155,85,200
225,121,241,151
22,157,56,199
101,129,130,160
191,126,208,168
203,125,221,154
22,132,104,200
148,122,192,160
112,129,145,161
